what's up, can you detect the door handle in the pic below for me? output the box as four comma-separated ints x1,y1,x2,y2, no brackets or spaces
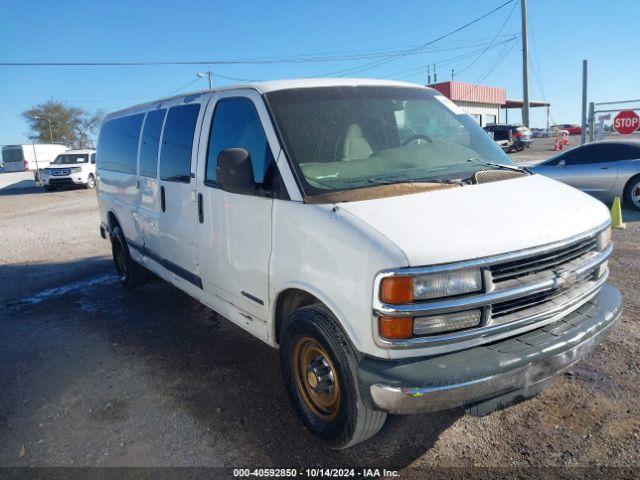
198,193,204,223
160,186,166,212
599,167,609,170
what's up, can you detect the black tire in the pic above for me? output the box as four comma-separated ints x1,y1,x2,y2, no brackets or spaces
44,185,55,192
110,225,148,288
85,174,96,189
623,174,640,211
280,304,387,449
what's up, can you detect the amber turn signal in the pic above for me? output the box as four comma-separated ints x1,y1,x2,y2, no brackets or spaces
379,316,413,340
380,276,413,304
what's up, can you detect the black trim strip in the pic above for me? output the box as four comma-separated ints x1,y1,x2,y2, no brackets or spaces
128,241,203,289
241,291,264,305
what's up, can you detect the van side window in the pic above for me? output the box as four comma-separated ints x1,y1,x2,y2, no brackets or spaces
139,109,166,178
97,114,144,174
205,98,274,185
159,104,200,182
90,153,96,164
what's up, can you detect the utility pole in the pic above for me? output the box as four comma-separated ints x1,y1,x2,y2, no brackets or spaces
451,69,455,81
521,0,530,127
581,59,588,144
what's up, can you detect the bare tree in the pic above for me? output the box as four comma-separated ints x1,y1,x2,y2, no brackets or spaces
23,100,104,149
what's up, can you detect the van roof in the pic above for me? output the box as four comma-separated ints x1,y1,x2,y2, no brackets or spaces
105,78,430,120
2,144,68,150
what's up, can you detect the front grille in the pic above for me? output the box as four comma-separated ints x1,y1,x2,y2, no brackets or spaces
491,271,597,319
490,237,598,283
49,178,74,185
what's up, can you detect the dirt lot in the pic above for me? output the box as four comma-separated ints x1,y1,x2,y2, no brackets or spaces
0,145,639,476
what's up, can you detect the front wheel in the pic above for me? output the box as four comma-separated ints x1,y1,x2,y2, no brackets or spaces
280,305,387,449
85,174,96,189
624,174,640,211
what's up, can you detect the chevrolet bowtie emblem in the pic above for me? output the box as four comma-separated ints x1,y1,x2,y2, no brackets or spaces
554,268,580,288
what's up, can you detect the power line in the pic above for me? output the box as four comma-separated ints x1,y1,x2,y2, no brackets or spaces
385,35,518,81
454,0,518,77
0,34,521,69
315,0,517,77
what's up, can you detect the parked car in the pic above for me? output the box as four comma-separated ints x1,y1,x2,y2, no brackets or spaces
530,139,640,210
531,127,548,138
39,149,97,191
1,144,68,175
553,124,582,135
96,79,620,448
483,124,533,152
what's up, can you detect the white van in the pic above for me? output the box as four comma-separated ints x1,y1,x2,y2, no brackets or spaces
96,79,621,448
1,144,68,174
39,149,97,190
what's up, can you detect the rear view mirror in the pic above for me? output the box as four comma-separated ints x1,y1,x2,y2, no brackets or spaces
216,148,256,194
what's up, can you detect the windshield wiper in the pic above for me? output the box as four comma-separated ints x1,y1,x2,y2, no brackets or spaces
358,177,463,187
467,157,530,174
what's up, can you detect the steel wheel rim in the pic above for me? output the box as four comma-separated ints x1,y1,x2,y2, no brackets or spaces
292,336,340,421
632,181,640,208
88,176,95,187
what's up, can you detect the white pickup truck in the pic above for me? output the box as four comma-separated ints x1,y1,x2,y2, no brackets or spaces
96,79,621,448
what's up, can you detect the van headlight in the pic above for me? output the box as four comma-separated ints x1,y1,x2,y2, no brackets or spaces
380,269,482,304
71,167,82,173
597,226,612,251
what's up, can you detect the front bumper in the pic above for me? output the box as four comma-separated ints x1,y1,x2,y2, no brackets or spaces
42,175,87,186
359,283,622,415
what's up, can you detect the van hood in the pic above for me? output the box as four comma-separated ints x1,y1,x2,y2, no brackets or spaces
338,174,610,267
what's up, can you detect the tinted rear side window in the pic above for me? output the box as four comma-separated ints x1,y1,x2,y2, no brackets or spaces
139,109,166,178
205,97,273,184
97,114,144,174
159,104,200,182
2,148,24,163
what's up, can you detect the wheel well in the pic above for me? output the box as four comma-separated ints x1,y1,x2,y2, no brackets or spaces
107,211,120,233
274,288,321,344
624,173,640,199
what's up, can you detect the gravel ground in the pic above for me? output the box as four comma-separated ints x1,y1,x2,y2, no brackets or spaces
0,147,638,477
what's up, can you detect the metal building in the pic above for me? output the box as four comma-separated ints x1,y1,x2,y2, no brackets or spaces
428,81,506,127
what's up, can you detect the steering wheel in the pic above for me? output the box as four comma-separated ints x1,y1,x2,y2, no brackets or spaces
402,134,432,146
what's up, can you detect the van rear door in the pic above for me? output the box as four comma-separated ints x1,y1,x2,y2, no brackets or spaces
157,102,204,287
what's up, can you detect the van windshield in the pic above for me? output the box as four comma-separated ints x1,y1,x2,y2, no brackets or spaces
53,154,88,164
265,86,513,197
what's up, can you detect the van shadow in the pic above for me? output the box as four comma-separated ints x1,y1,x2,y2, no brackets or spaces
1,258,461,468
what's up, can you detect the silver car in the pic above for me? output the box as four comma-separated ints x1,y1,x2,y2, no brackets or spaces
530,139,640,210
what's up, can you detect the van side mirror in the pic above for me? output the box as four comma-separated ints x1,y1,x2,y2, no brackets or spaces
557,159,566,167
216,148,256,194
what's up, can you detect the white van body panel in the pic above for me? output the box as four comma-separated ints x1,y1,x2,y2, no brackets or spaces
2,144,68,172
269,200,408,352
337,175,611,267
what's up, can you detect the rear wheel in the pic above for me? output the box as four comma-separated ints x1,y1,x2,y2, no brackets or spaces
110,226,148,288
624,174,640,211
280,304,387,448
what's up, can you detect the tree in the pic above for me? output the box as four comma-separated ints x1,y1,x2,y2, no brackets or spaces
22,101,104,149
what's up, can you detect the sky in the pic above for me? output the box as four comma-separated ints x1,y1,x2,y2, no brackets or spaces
1,0,639,145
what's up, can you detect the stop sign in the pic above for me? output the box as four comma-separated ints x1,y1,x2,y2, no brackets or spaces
613,110,640,135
